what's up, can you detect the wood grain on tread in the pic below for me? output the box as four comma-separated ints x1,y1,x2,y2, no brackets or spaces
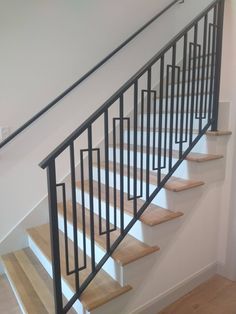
27,224,132,311
0,274,21,314
120,143,223,163
58,202,159,265
184,151,223,162
98,162,204,192
77,181,183,226
1,248,55,314
206,130,232,136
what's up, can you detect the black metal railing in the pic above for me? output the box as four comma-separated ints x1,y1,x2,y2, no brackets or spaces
39,0,225,312
0,0,182,150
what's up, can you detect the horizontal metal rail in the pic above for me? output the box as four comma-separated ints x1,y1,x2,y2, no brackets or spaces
0,0,181,150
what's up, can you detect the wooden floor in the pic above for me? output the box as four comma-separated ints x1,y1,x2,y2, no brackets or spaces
0,274,21,314
160,275,236,314
1,273,236,314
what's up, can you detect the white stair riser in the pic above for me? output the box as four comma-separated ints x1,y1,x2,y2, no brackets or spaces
140,95,210,110
138,112,209,130
92,166,176,209
108,147,192,180
108,147,225,183
28,237,84,314
75,186,150,243
165,79,211,93
123,130,210,154
57,214,124,286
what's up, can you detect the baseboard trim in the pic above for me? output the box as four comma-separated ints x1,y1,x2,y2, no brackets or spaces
131,262,217,314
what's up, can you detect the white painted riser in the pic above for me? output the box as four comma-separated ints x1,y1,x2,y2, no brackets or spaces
123,129,211,154
109,147,194,180
157,78,210,97
139,95,210,112
161,79,211,95
108,147,225,183
137,113,209,130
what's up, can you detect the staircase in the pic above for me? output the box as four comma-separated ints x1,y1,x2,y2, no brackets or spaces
0,0,231,313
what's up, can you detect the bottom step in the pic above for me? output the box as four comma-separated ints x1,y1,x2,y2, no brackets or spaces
1,248,76,314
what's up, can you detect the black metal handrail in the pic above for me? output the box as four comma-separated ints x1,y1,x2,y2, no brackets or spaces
40,0,225,313
0,0,181,150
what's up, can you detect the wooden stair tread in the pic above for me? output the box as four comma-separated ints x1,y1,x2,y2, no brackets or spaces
206,130,232,136
1,248,56,314
76,181,183,226
184,151,223,162
0,274,21,314
58,202,159,265
98,162,204,192
27,224,132,311
114,143,223,163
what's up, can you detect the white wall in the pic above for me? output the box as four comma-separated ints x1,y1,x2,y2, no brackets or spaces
217,0,236,280
0,0,213,245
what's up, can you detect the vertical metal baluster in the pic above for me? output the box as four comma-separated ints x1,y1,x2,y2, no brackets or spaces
47,161,63,313
60,183,70,275
209,7,217,124
164,64,169,172
112,118,117,229
190,24,198,144
153,91,157,171
79,151,87,269
104,110,111,251
157,56,164,185
212,1,224,131
133,81,138,216
186,42,193,143
205,22,212,121
175,67,180,144
119,95,124,233
140,91,144,198
97,149,104,232
70,143,80,292
169,44,176,171
87,126,96,271
127,116,131,200
146,68,152,199
195,44,201,124
199,15,208,132
180,34,187,158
